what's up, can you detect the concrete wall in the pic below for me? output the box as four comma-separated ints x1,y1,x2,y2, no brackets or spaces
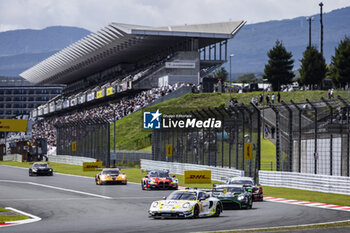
48,155,96,166
134,51,200,88
3,154,22,162
259,170,350,195
114,150,152,163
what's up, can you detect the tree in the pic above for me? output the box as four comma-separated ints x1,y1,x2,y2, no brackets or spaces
235,73,258,83
298,46,327,87
213,67,228,82
263,40,294,91
330,36,350,87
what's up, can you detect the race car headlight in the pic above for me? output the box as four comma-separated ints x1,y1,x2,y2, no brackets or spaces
182,202,191,209
149,179,156,184
49,168,53,171
120,175,126,179
152,202,158,208
238,195,245,201
32,168,37,172
171,179,178,184
100,175,107,180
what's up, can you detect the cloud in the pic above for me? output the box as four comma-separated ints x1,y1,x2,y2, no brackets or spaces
0,0,349,32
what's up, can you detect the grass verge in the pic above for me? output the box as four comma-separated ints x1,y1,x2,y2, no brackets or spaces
262,186,350,206
114,90,350,150
0,215,29,223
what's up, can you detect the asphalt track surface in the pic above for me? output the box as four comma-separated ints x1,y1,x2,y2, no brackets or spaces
1,165,350,233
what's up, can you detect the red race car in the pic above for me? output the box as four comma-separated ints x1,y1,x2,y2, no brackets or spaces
141,169,178,190
226,177,263,201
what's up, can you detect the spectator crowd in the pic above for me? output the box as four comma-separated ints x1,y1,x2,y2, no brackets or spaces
31,83,184,148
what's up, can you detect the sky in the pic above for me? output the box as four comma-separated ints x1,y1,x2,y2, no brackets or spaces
0,0,349,32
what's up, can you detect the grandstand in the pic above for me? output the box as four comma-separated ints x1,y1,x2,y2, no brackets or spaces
20,21,245,117
16,21,246,157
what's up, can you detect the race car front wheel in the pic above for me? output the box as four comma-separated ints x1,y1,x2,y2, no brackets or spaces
214,204,222,217
193,205,199,218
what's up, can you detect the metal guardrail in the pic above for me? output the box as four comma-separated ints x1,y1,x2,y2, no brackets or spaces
140,159,244,182
259,170,350,195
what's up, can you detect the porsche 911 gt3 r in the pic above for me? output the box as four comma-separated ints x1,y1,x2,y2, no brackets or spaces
149,189,223,219
95,168,127,185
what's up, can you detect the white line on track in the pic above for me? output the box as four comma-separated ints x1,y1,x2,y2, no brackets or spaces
0,180,112,199
192,219,350,233
0,207,41,228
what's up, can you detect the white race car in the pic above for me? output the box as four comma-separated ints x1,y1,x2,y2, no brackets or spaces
149,189,223,219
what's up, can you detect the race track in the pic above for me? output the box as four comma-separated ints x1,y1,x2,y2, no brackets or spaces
1,165,350,233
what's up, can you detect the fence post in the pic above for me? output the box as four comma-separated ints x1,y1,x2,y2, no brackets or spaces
306,99,318,174
250,103,261,183
291,100,302,173
271,105,281,171
338,96,350,176
281,101,293,172
321,97,334,175
107,122,110,168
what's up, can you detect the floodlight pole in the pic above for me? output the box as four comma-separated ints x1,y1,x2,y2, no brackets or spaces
306,17,314,48
109,103,116,167
229,54,234,100
262,79,267,139
319,2,324,55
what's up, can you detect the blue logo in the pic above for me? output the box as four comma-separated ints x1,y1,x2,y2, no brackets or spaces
143,109,161,129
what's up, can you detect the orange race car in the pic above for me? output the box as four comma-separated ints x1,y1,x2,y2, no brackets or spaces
95,168,127,185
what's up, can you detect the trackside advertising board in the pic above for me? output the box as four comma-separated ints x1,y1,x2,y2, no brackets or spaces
184,170,211,184
83,162,103,171
0,119,27,132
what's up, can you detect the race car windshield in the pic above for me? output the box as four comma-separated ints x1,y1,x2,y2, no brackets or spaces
149,171,170,178
229,180,253,185
102,170,120,175
167,191,197,200
34,164,48,167
215,187,243,193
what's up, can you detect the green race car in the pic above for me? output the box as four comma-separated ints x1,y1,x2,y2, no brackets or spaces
211,184,253,210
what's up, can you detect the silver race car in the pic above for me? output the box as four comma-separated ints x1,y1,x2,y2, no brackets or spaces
149,189,223,219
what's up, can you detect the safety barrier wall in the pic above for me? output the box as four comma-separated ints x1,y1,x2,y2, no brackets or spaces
259,171,350,195
115,150,152,163
3,154,22,162
140,159,244,182
48,155,97,166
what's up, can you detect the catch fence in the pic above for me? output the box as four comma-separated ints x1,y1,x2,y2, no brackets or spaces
263,96,350,176
151,104,261,182
55,118,111,167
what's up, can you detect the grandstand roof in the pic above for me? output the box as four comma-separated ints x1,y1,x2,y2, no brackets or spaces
20,21,245,85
